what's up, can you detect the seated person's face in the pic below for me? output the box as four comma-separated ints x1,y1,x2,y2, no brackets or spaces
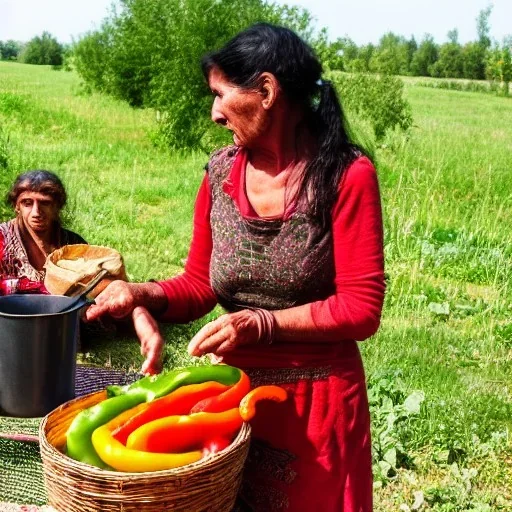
16,191,59,234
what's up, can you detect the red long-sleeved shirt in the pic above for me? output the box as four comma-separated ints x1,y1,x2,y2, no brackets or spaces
157,152,385,366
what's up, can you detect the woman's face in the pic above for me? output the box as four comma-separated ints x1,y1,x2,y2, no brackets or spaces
208,67,268,147
16,191,59,234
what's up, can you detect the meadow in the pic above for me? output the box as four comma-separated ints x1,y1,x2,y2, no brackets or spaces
0,61,511,510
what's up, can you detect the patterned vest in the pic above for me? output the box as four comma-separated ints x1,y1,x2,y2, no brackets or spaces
0,219,85,281
208,146,335,312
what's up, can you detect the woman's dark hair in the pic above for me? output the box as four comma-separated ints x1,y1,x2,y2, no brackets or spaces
202,22,363,229
7,170,67,210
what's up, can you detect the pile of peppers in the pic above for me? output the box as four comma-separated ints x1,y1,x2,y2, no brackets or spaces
65,365,287,472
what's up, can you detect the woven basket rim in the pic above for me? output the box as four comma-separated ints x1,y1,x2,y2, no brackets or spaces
39,390,251,477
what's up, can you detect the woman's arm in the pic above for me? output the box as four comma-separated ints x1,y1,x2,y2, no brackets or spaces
275,156,385,342
188,157,385,356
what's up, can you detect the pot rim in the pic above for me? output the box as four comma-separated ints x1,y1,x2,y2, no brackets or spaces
0,295,88,318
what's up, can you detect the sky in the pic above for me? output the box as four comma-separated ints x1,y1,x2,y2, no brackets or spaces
0,0,510,46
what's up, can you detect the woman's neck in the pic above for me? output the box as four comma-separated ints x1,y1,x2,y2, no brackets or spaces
16,217,57,270
248,106,312,176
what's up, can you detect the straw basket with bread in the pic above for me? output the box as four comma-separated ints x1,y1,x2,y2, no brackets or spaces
44,244,128,297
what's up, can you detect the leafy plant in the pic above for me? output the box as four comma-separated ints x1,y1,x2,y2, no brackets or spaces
19,31,64,66
71,0,318,151
368,370,425,483
329,72,413,139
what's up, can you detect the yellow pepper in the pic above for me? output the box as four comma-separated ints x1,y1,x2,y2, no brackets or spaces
91,421,202,472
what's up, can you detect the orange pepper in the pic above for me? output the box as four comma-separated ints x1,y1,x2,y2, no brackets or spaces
239,385,288,421
112,380,229,445
126,408,243,453
190,369,251,413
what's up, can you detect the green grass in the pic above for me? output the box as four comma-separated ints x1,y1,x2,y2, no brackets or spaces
1,61,511,509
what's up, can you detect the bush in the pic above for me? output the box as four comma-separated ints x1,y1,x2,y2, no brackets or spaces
71,0,335,151
329,72,413,140
19,32,63,66
73,0,293,150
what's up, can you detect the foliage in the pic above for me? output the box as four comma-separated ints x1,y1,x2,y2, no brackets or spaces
410,34,438,76
486,43,512,96
19,32,64,66
369,32,411,76
368,370,424,483
430,41,464,79
329,72,412,139
0,40,23,61
72,0,318,151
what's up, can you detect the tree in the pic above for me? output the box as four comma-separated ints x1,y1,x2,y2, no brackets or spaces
340,39,372,73
476,5,492,50
0,40,23,60
447,28,459,45
73,0,312,150
410,34,438,76
73,24,116,92
20,32,63,66
462,41,486,79
313,29,344,71
405,36,418,73
486,42,512,95
369,32,410,75
430,30,463,78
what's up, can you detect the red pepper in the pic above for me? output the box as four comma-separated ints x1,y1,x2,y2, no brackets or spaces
190,369,251,413
112,381,229,445
202,436,232,457
126,408,243,453
239,385,288,421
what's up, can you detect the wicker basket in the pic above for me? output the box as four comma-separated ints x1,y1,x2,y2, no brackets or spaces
39,391,251,512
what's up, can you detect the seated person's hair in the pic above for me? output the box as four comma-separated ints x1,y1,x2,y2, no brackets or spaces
7,170,67,210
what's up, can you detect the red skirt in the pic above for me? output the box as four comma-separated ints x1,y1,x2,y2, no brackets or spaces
236,350,372,512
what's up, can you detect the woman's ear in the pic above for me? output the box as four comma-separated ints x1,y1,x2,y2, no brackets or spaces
259,72,280,110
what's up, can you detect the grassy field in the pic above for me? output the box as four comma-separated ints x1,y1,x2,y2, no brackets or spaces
1,61,511,510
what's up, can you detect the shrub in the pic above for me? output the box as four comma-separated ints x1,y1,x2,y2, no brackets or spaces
72,0,297,150
70,0,337,151
19,32,63,66
328,72,413,139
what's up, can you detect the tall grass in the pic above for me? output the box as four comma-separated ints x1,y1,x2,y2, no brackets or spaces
0,62,511,509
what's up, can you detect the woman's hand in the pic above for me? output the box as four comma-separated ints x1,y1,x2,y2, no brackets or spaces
188,309,269,359
132,306,164,375
85,280,138,321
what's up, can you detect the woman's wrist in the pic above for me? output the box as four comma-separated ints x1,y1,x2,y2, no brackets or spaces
131,282,169,317
251,308,276,345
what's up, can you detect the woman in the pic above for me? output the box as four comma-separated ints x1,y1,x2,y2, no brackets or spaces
87,23,385,510
0,170,86,292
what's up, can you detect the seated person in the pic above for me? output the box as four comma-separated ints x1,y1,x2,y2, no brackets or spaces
0,169,85,292
0,169,164,374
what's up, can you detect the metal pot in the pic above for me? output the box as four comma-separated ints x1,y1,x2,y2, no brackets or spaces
0,294,87,417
